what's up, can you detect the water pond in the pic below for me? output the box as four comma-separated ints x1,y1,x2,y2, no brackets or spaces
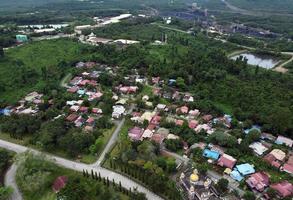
231,53,280,69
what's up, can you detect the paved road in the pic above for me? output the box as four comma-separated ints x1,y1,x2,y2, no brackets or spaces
0,139,163,200
4,164,22,200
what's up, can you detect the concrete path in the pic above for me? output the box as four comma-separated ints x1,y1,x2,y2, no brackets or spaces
93,104,134,167
0,139,163,200
4,164,22,200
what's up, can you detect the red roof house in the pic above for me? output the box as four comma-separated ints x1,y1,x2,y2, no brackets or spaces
66,113,79,122
151,134,165,144
246,172,270,192
188,120,198,129
150,115,161,126
202,114,213,122
86,117,95,124
264,153,282,169
147,124,156,131
128,127,144,141
177,106,189,114
67,87,79,93
283,154,293,174
52,176,68,193
271,181,293,198
217,154,237,169
79,106,89,113
175,119,184,126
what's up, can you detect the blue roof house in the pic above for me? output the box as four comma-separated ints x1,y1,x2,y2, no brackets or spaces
230,170,244,182
77,89,85,95
236,163,255,176
0,108,11,116
203,149,220,160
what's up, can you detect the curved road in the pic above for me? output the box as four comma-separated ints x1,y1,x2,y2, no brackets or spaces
0,139,163,200
4,164,22,200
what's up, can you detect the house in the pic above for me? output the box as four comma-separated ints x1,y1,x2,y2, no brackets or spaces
67,87,79,93
209,144,225,155
203,149,220,160
167,134,179,140
172,91,180,100
235,163,255,176
183,94,194,102
249,142,268,156
230,170,244,182
66,113,79,122
142,95,149,101
156,104,166,111
86,117,95,125
84,61,96,68
146,124,156,131
142,129,153,139
177,106,189,114
24,91,43,102
151,134,165,144
218,154,237,169
70,76,82,85
176,119,184,126
88,92,103,101
79,106,89,113
152,77,160,84
264,149,286,168
128,127,144,141
246,172,270,192
195,124,212,134
92,108,102,114
188,120,198,129
189,109,200,118
74,116,84,127
70,105,80,112
202,114,213,122
52,176,68,193
156,128,169,138
76,62,85,68
190,142,206,150
16,34,28,43
282,154,293,174
261,132,276,141
150,115,161,126
84,125,94,132
112,105,125,119
140,111,156,122
271,181,293,198
275,136,293,148
151,77,160,84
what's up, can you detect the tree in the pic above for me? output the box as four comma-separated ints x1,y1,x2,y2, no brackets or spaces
0,186,13,200
0,47,4,58
176,77,186,89
215,178,229,194
89,137,104,155
243,191,255,200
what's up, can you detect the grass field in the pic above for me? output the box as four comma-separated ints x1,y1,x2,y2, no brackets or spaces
0,39,93,104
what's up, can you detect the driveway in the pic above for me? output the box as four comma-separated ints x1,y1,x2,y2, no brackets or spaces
4,164,22,200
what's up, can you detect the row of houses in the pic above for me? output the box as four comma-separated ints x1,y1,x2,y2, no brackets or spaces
201,141,293,198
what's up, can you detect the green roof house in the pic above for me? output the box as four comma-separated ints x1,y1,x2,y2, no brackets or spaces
16,35,28,43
